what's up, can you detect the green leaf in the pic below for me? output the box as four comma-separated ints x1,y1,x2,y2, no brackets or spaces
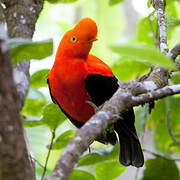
22,99,47,117
9,38,53,65
165,97,180,153
47,0,78,4
111,44,176,70
22,88,47,117
166,1,178,19
109,0,124,6
78,153,106,166
111,60,150,81
78,145,119,166
30,69,50,88
95,160,125,180
70,169,96,180
141,158,179,180
171,74,180,84
166,0,179,4
42,103,67,130
48,130,75,150
23,117,45,127
147,0,152,7
168,19,180,28
137,16,157,45
149,97,180,154
166,1,179,31
148,99,167,128
26,88,46,100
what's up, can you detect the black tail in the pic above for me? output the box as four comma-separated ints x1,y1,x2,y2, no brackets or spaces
114,109,144,168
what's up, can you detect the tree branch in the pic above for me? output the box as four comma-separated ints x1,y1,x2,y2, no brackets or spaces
168,43,180,61
0,27,35,180
143,149,180,161
45,82,180,180
152,0,168,53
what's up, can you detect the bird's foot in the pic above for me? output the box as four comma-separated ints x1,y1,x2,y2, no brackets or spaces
85,100,104,113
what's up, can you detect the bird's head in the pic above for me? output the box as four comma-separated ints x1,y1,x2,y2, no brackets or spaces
58,18,98,59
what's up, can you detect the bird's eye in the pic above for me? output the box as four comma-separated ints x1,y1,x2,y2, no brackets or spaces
70,36,77,43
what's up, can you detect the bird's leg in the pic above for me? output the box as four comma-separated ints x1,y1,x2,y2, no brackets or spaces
85,100,104,113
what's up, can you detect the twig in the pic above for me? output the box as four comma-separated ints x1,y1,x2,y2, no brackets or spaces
168,42,180,60
31,157,45,169
152,0,168,53
166,111,180,146
41,130,55,180
143,149,180,161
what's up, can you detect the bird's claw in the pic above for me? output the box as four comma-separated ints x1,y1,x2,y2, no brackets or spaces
85,100,103,113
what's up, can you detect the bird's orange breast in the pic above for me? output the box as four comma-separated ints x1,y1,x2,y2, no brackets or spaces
48,57,94,123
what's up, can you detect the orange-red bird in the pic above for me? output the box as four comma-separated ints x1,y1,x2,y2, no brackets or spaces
47,18,144,167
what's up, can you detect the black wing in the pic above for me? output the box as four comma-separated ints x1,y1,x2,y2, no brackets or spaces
85,74,144,167
85,74,119,106
47,79,84,128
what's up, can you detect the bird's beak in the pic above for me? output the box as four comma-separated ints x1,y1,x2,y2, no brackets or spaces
92,37,98,42
88,37,98,43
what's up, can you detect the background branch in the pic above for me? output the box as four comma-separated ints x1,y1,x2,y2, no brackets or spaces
152,0,168,53
143,149,180,161
168,43,180,61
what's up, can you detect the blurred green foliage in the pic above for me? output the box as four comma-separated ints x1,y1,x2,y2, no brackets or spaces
109,0,124,6
141,157,179,180
47,130,75,150
112,44,176,69
9,39,53,64
78,145,119,166
69,169,96,180
42,103,67,130
10,0,180,179
95,161,125,180
30,69,50,88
